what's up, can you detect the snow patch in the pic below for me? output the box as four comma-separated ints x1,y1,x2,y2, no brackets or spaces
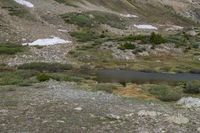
120,14,138,18
23,37,71,46
134,24,158,30
14,0,34,8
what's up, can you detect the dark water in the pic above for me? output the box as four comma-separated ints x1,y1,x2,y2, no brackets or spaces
97,70,200,83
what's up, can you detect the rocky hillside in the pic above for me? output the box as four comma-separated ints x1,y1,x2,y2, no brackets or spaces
0,0,200,43
0,0,200,133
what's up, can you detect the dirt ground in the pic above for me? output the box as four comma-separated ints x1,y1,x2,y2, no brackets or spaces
0,81,200,133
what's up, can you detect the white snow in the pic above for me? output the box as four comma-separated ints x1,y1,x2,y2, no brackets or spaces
23,37,71,46
14,0,34,8
120,14,138,18
134,24,158,30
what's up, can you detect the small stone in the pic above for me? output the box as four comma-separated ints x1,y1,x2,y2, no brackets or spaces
56,120,65,123
177,97,200,108
138,110,161,117
106,114,121,120
81,127,87,130
42,120,48,123
125,113,134,117
74,107,83,111
197,127,200,132
90,113,95,118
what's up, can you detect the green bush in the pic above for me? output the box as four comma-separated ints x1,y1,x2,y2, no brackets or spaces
0,43,26,55
118,42,136,50
119,34,150,44
47,73,83,82
36,73,50,82
1,0,31,18
0,70,37,85
62,13,94,27
54,0,77,7
149,85,182,102
18,62,72,72
184,80,200,94
61,11,126,29
150,32,166,45
70,30,99,42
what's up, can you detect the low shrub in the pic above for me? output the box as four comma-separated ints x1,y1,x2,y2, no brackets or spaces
18,62,72,72
0,43,26,55
150,32,166,45
184,80,200,94
1,0,32,18
61,11,126,29
149,85,182,102
118,42,136,50
54,0,77,7
48,73,83,82
70,30,99,42
119,34,150,44
0,70,37,85
36,73,50,82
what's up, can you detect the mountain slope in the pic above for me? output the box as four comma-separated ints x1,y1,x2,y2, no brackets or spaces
0,0,200,43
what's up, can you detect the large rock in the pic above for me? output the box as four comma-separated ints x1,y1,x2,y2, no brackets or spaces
166,114,189,124
186,30,198,36
177,97,200,108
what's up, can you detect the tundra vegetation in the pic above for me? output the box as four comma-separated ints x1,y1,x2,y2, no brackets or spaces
0,0,200,108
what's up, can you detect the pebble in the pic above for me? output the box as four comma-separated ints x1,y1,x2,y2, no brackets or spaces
138,110,161,117
56,120,65,123
74,107,83,111
197,127,200,132
106,114,121,120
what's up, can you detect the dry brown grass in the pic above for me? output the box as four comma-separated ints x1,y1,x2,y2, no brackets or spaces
113,84,155,100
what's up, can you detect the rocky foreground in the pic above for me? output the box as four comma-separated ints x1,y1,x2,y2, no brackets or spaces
0,80,200,133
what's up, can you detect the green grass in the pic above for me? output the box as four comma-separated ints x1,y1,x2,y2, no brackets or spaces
0,43,27,55
70,30,100,42
184,80,200,94
61,11,127,29
166,32,200,48
54,0,78,7
148,84,182,102
18,62,72,72
150,32,166,45
1,0,32,19
118,34,150,43
36,73,51,82
48,73,84,82
118,42,136,50
0,70,38,86
118,33,166,45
